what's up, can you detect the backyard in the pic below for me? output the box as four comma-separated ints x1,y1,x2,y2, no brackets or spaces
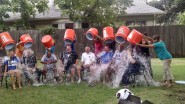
0,58,185,104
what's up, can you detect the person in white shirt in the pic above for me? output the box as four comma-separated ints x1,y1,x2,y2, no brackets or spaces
77,46,96,83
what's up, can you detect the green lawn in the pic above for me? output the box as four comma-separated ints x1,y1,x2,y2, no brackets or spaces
0,58,185,104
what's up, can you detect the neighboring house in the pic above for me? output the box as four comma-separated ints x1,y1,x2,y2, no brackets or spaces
121,0,165,26
4,0,165,30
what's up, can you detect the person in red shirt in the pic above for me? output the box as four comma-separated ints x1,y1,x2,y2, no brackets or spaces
93,36,103,55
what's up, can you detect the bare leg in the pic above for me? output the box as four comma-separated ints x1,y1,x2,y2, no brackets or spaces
9,71,16,89
15,71,22,88
70,68,75,83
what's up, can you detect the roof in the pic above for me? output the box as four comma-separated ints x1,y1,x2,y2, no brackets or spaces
125,1,165,15
4,0,165,22
4,1,62,22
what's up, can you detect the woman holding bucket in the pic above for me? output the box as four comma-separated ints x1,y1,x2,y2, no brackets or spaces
137,35,174,87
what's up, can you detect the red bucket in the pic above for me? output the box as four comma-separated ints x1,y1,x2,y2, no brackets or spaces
85,28,98,40
0,32,15,50
103,26,114,43
115,26,130,43
20,34,33,48
64,29,75,44
127,29,143,45
41,35,54,48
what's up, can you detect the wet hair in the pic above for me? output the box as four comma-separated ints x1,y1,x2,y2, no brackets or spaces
153,35,160,42
143,32,148,36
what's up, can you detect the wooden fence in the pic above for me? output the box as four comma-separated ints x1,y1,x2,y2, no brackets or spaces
0,25,185,58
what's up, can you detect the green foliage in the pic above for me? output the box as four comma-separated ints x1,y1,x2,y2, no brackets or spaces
0,0,11,30
11,0,49,29
41,26,56,35
158,0,185,24
54,0,133,27
0,0,49,30
177,12,185,25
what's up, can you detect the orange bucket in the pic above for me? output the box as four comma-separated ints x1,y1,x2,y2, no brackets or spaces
103,26,114,43
64,29,75,44
41,35,54,48
85,28,98,40
20,34,33,48
115,26,130,43
127,29,143,45
0,32,15,50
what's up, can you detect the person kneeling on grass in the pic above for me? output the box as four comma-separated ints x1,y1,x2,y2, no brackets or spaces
4,50,22,89
137,35,174,87
41,50,57,83
60,45,78,83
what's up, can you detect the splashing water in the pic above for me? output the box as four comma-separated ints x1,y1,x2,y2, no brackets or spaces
132,47,160,86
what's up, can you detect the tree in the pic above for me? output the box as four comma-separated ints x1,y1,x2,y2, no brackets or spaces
178,12,185,25
0,0,11,30
54,0,133,27
158,0,185,24
11,0,49,29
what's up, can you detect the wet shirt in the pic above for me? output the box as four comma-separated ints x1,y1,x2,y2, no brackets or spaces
61,51,78,66
100,51,114,64
153,42,172,60
41,54,57,68
22,55,37,68
81,52,96,65
113,50,125,64
4,56,19,71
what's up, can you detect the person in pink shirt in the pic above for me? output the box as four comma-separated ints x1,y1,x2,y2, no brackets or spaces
93,36,103,55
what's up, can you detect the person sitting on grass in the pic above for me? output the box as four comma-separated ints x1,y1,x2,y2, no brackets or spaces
77,46,96,83
60,45,78,83
4,50,22,89
41,50,57,83
137,35,174,87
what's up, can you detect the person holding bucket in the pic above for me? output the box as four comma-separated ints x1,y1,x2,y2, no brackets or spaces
136,35,174,87
15,40,25,61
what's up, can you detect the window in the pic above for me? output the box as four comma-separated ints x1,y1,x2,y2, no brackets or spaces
65,23,74,29
52,24,58,28
126,21,146,26
81,23,89,28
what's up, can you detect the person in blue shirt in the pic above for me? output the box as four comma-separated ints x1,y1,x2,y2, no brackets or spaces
137,35,173,87
99,45,114,84
4,50,22,89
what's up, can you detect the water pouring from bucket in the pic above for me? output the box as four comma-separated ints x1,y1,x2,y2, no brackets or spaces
127,29,143,45
85,28,98,40
115,26,130,44
41,35,55,48
20,34,33,48
64,29,76,44
103,26,114,43
0,32,15,50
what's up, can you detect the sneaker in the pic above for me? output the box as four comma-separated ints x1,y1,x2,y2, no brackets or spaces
77,78,81,84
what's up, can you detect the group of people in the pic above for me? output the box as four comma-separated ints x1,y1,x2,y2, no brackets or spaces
0,33,174,89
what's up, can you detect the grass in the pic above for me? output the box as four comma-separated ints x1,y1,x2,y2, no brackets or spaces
0,58,185,104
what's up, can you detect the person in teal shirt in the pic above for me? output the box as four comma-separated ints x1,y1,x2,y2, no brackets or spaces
137,35,173,87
